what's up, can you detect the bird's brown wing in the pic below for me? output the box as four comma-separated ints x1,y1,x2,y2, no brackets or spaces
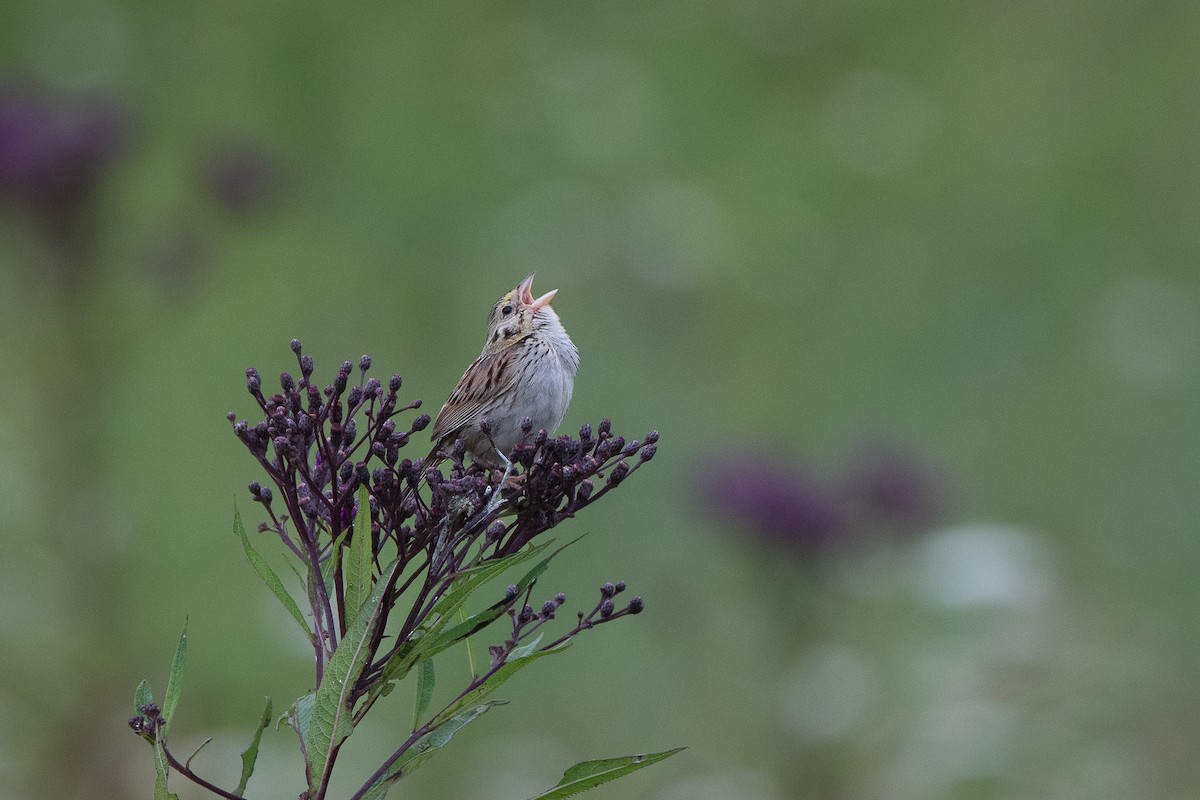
430,349,518,443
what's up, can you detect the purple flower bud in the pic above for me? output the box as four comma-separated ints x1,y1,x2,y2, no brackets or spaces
639,443,657,462
628,596,644,614
290,338,302,354
521,416,534,434
614,580,626,593
359,354,371,372
554,592,566,605
505,584,519,600
579,422,592,440
599,599,615,618
598,419,611,437
541,600,557,617
300,355,314,377
389,374,403,392
246,368,261,395
280,372,295,394
607,460,630,487
576,479,594,503
411,414,430,432
600,582,616,598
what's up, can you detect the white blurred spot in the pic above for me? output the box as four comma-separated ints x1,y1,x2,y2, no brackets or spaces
656,768,782,800
539,51,657,163
914,522,1056,609
778,644,879,740
1097,277,1199,385
896,700,1017,793
620,179,741,286
820,69,933,175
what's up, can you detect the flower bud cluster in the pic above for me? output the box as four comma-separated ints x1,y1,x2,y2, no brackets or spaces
229,342,656,684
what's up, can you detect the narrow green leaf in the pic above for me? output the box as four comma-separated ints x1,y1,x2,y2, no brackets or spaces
432,635,567,726
134,680,154,715
377,540,571,692
526,749,686,800
234,697,273,795
457,605,479,679
284,691,315,765
428,540,558,627
323,526,351,594
412,658,435,731
162,621,187,733
345,485,373,622
359,701,507,800
153,732,180,800
234,506,313,642
305,557,400,792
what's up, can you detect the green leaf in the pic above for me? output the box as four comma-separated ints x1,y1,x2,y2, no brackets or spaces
526,749,686,800
457,604,479,679
305,557,400,793
162,621,187,733
234,505,313,643
428,539,558,628
323,526,351,595
377,540,571,691
153,732,180,800
284,692,315,763
345,485,373,622
412,658,435,731
235,697,273,796
358,701,507,800
133,680,154,715
432,634,566,726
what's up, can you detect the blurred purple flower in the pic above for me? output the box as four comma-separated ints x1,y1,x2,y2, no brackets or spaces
841,442,940,529
0,85,126,216
700,443,942,557
203,135,280,215
702,454,844,553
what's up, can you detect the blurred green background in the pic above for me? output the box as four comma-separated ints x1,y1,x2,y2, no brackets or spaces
2,2,1198,799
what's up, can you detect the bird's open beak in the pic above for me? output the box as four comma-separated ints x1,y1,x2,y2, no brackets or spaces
519,273,558,311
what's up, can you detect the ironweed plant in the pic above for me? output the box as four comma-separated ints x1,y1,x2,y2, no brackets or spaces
129,340,680,800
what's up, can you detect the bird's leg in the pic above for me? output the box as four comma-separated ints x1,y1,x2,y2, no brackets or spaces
483,449,513,514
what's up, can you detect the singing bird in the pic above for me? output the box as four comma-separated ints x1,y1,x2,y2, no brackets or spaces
431,273,579,471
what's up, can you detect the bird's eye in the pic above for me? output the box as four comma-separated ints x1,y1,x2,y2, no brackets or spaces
501,304,514,316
